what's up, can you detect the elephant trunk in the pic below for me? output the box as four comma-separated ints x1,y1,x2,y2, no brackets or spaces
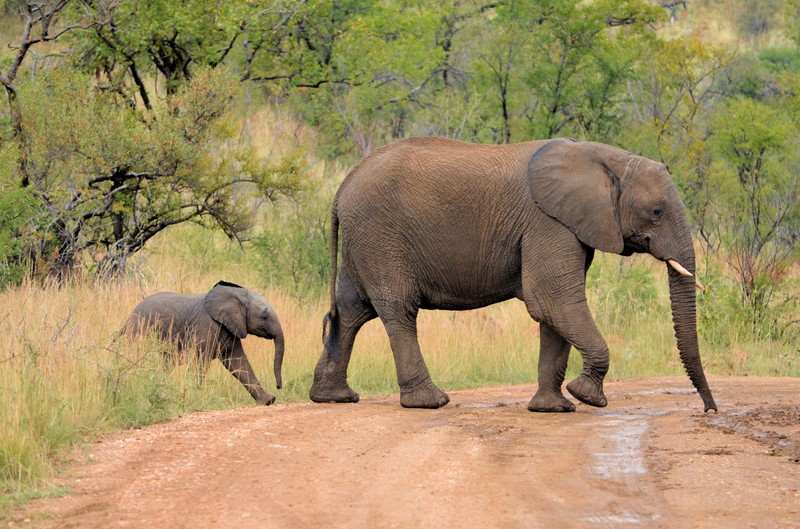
273,327,284,390
667,251,717,412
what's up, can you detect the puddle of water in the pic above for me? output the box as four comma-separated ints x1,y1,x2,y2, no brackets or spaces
589,416,648,478
587,512,663,526
582,412,668,527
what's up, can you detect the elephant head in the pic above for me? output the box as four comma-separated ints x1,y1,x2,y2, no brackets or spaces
204,281,284,389
528,139,717,412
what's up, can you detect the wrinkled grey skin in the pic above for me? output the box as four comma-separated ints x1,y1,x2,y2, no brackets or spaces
127,281,284,405
310,137,717,413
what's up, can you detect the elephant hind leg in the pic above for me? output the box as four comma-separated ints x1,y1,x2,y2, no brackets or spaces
378,308,449,409
528,322,576,412
310,268,376,404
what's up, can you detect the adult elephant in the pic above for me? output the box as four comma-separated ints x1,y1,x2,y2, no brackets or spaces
310,137,717,413
127,281,284,405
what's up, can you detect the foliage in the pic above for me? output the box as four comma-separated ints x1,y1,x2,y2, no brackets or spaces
0,2,308,283
251,184,333,296
73,0,253,102
485,0,662,141
185,0,664,155
758,47,800,75
0,144,36,287
4,66,306,280
619,35,732,166
276,0,448,157
704,95,800,311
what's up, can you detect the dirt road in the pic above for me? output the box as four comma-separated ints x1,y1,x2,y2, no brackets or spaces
15,376,800,528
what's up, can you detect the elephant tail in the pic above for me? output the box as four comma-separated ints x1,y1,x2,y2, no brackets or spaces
322,199,340,360
328,201,339,321
322,310,339,361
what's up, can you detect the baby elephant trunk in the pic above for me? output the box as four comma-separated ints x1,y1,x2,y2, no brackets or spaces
273,328,284,389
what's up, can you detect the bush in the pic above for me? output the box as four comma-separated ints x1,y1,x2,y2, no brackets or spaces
698,265,799,345
250,184,334,296
587,256,666,331
0,184,37,289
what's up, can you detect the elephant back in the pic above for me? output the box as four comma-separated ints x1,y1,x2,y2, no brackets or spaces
127,292,209,346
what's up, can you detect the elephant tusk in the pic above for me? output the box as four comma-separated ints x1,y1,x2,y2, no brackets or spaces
667,259,693,277
667,259,706,292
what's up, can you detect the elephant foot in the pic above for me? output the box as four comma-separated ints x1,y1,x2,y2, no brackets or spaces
399,383,450,409
566,374,607,408
527,390,575,412
310,381,360,403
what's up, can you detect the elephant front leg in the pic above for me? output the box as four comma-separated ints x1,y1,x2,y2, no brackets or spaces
526,302,609,408
552,305,610,408
522,240,608,408
560,317,609,408
528,323,575,412
220,344,275,405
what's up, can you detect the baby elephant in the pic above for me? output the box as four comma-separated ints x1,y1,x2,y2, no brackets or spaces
126,281,284,405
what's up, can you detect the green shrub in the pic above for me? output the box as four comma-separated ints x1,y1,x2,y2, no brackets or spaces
759,47,800,74
587,256,666,331
250,184,334,296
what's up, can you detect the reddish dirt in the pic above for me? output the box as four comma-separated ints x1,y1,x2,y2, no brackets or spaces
12,376,800,529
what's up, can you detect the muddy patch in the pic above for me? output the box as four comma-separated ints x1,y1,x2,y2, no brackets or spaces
703,405,800,462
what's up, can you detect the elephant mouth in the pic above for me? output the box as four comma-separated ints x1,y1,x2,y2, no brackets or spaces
622,238,648,255
622,237,705,292
624,233,651,254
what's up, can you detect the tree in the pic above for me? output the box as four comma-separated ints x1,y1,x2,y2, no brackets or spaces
0,1,92,182
73,0,255,106
0,1,307,282
468,0,663,144
10,67,305,280
618,36,734,253
706,96,800,311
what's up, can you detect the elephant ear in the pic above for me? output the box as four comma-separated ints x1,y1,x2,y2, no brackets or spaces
204,281,248,339
527,138,624,254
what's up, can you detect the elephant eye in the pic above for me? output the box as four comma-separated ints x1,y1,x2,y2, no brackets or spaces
652,206,664,219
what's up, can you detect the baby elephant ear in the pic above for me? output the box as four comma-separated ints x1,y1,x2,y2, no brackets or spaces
527,138,624,254
204,282,248,339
